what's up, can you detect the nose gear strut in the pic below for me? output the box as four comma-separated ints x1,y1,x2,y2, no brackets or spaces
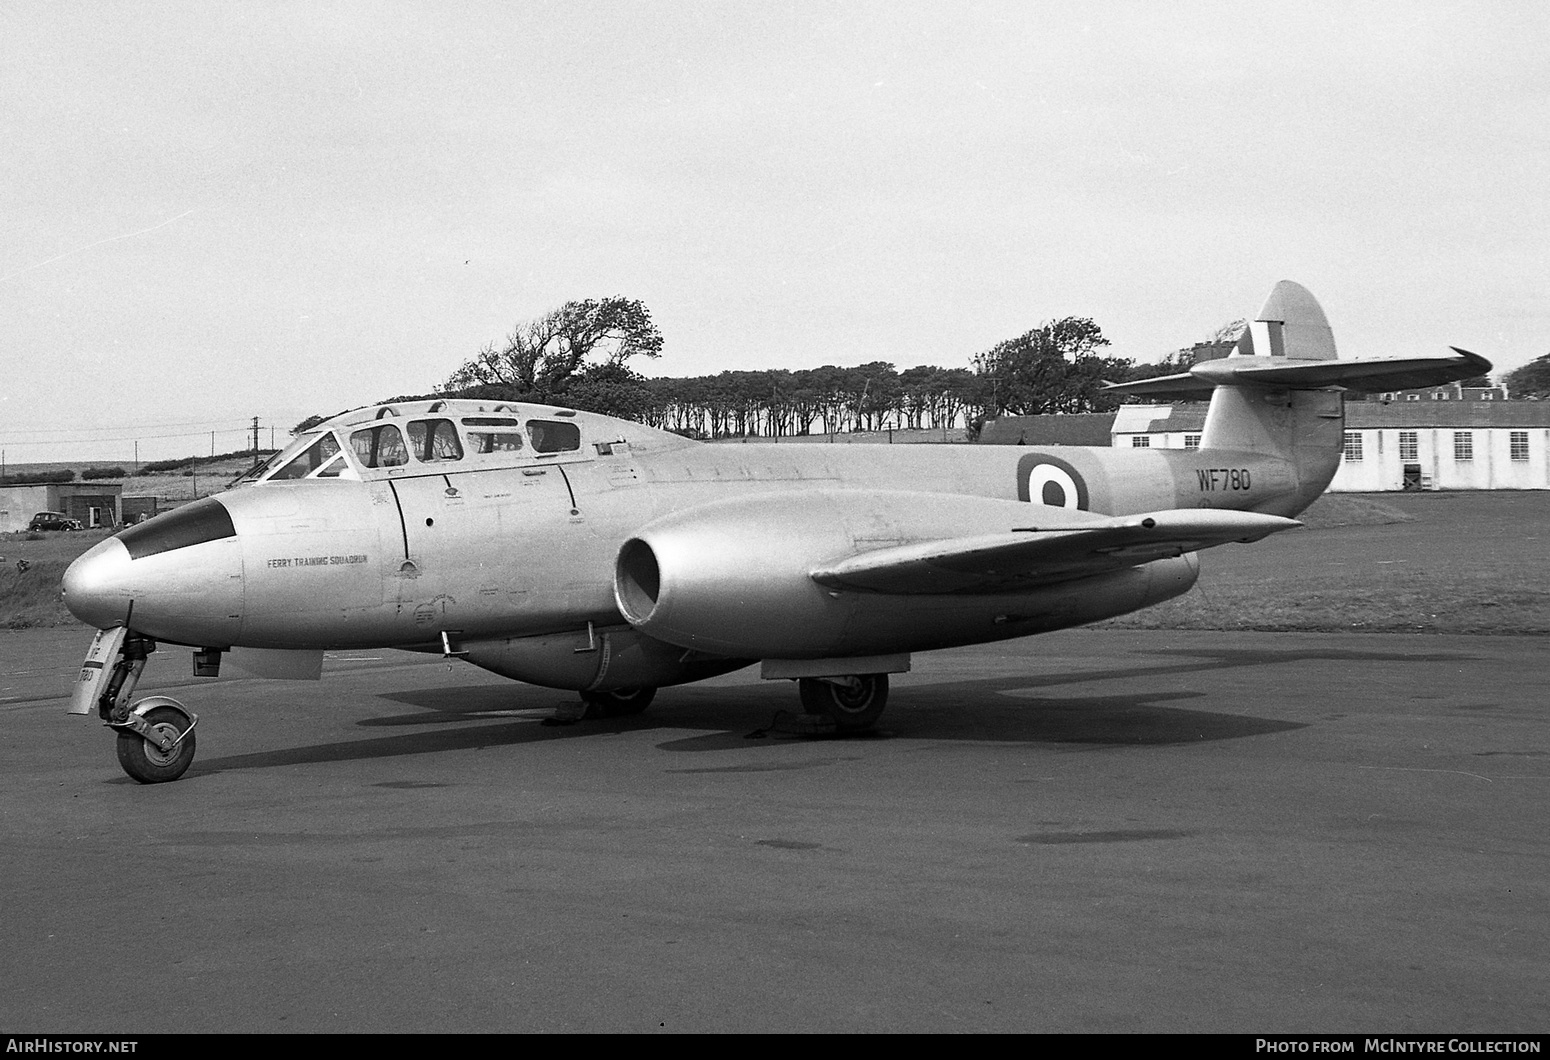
88,630,199,784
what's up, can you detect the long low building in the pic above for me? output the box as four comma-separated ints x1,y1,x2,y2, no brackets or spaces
1111,402,1550,491
980,402,1550,491
0,482,124,533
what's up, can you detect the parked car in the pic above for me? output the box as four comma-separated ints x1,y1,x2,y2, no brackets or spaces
28,511,84,532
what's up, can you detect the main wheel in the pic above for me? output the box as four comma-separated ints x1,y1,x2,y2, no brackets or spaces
798,674,888,732
116,705,196,784
578,686,657,719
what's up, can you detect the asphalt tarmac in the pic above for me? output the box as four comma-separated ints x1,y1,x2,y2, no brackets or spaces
1,626,1545,1033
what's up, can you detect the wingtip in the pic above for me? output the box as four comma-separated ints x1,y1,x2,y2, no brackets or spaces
1449,347,1494,375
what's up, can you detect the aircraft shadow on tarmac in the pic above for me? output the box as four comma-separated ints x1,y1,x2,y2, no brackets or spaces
177,642,1469,779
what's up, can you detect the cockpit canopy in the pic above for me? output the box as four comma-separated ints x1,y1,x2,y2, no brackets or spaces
239,400,600,486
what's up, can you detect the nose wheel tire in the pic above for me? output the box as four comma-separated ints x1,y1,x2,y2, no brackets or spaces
798,674,888,732
115,705,197,784
578,686,657,718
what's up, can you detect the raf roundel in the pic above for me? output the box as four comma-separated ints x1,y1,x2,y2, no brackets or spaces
1016,454,1089,510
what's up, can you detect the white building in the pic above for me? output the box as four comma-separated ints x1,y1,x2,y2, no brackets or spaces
1111,402,1550,491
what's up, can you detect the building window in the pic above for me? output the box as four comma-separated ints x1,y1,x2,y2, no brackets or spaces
1183,434,1202,451
1453,432,1473,462
1406,394,1420,402
1343,432,1363,462
1131,435,1150,448
1398,431,1418,462
1511,431,1529,461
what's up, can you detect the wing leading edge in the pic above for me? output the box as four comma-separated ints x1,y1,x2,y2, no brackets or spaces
810,509,1299,594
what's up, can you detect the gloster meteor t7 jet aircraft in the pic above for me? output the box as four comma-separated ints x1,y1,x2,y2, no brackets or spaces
62,282,1488,782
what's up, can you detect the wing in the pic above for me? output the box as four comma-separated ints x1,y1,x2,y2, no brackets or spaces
810,508,1299,594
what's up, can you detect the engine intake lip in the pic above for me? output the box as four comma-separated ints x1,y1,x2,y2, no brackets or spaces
614,538,662,625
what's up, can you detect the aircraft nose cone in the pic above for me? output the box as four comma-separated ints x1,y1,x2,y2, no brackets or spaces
62,537,135,629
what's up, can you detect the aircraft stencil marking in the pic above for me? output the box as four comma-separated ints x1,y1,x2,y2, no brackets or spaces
56,281,1491,782
1196,469,1252,491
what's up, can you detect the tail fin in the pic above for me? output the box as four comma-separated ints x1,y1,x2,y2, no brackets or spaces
1200,282,1345,511
1234,279,1338,361
1107,281,1492,515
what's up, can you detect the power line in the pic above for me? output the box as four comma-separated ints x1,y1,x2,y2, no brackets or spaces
0,418,254,440
0,425,260,446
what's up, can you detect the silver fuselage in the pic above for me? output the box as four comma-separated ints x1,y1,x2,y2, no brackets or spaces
62,401,1335,661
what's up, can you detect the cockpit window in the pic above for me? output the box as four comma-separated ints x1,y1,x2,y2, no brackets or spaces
269,433,342,480
233,449,288,486
314,454,351,478
351,424,408,468
462,417,525,454
408,419,464,462
527,419,581,454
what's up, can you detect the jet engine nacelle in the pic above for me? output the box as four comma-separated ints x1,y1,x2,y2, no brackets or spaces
613,490,1201,659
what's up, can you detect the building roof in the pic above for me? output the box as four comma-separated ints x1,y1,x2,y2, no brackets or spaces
1346,402,1550,428
1111,400,1550,434
978,413,1117,446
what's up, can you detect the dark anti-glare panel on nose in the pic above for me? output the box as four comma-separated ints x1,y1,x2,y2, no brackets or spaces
117,498,237,560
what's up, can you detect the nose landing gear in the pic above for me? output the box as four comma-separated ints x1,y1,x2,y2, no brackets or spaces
74,628,200,784
112,697,198,784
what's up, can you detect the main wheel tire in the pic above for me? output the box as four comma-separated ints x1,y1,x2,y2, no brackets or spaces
115,705,196,784
578,686,657,719
798,674,888,732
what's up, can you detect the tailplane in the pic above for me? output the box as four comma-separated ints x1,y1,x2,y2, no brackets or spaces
1106,281,1491,514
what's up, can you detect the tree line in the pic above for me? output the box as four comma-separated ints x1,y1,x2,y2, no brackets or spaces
290,296,1249,440
417,296,1226,440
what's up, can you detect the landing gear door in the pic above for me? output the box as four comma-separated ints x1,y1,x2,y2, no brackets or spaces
69,626,128,715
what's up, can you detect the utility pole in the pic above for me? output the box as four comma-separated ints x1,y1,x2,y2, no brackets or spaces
251,417,260,462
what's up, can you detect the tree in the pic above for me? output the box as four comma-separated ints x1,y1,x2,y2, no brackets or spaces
972,317,1130,416
557,362,654,420
291,414,331,435
1503,354,1550,398
441,297,663,403
1206,318,1248,345
1117,319,1246,390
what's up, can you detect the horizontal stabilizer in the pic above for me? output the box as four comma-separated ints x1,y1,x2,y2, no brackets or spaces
810,509,1300,594
1103,371,1215,398
1106,347,1491,398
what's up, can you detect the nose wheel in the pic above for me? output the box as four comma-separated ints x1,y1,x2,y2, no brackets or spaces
114,700,198,784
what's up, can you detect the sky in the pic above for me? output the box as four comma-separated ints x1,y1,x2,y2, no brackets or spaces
2,0,1546,463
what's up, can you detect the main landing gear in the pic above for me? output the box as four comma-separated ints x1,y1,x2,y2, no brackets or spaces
578,685,657,719
84,630,198,784
546,685,659,725
558,674,891,734
796,674,889,733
